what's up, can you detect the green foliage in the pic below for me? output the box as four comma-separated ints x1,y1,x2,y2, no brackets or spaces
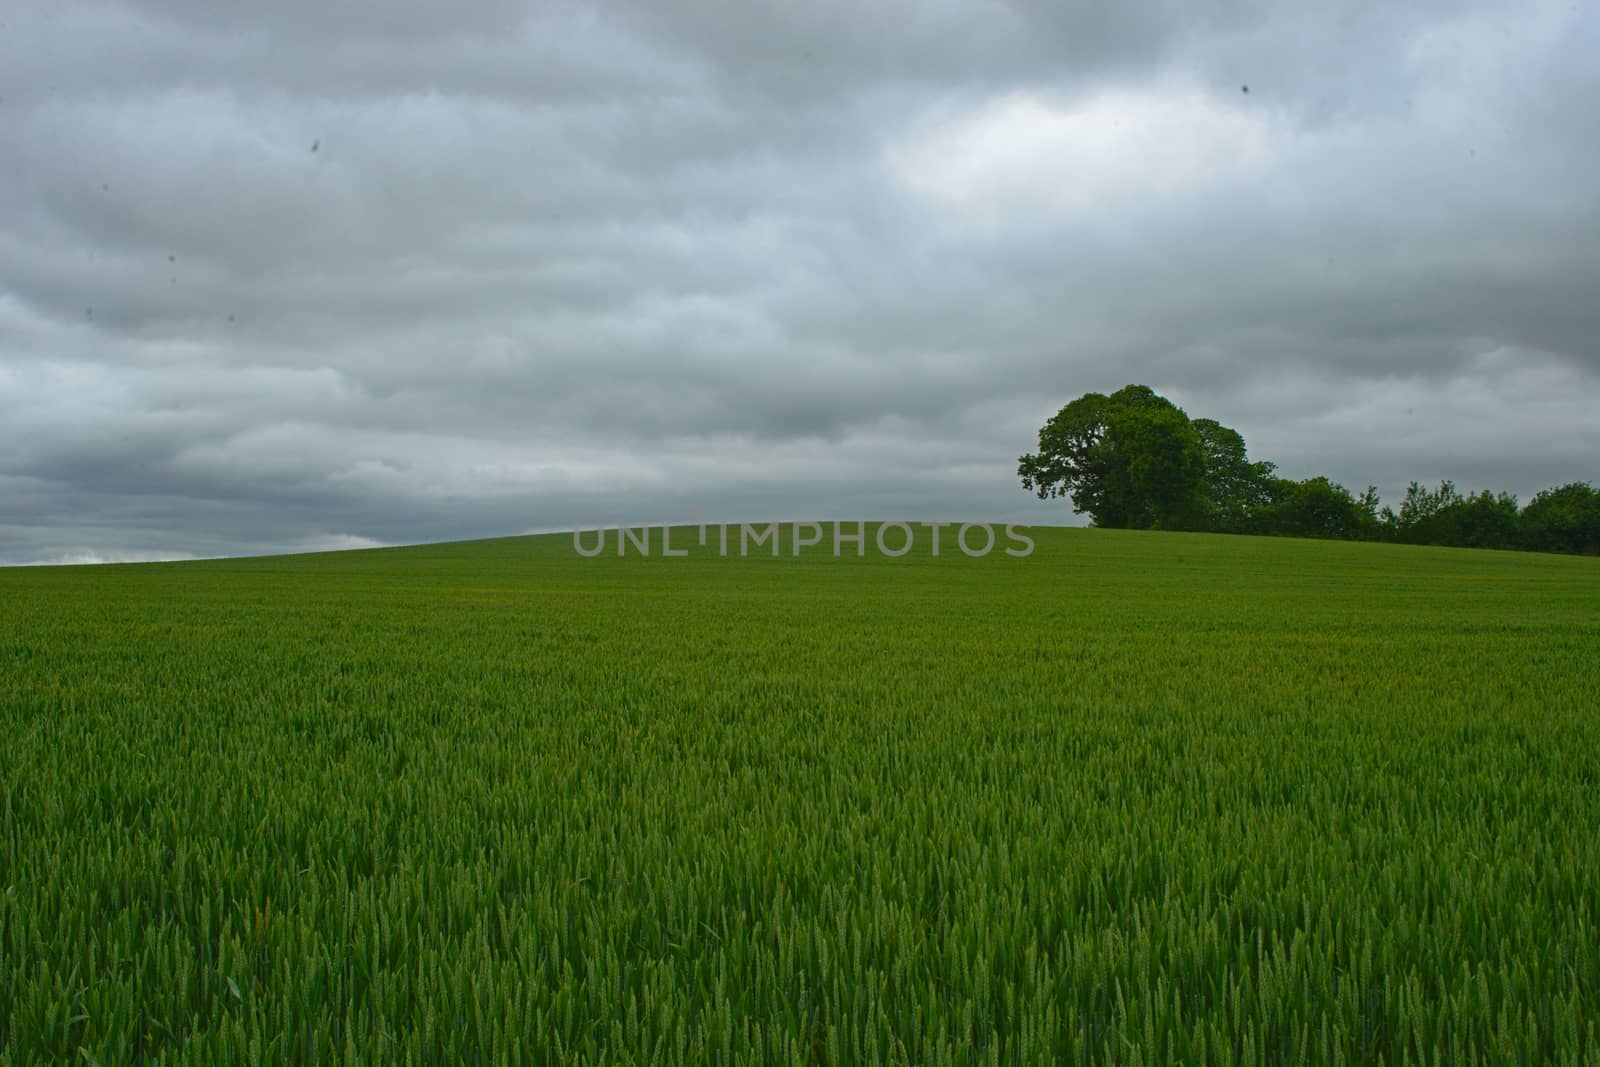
3,528,1599,1064
1191,419,1278,532
1384,483,1522,549
1019,386,1208,530
1108,403,1209,530
1251,476,1373,540
1518,482,1600,555
1018,391,1116,513
1023,389,1593,554
1382,480,1464,541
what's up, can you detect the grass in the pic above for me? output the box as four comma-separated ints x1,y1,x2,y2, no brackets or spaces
2,525,1598,1064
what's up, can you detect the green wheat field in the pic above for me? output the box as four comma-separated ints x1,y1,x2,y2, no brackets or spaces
2,526,1597,1065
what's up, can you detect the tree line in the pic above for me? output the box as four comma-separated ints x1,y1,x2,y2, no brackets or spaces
1018,385,1600,555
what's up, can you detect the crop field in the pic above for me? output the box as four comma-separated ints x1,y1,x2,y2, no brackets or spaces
2,525,1598,1064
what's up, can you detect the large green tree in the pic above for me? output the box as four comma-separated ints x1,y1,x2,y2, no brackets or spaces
1019,385,1207,529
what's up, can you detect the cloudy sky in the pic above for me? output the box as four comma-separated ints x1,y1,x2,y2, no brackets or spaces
2,0,1596,563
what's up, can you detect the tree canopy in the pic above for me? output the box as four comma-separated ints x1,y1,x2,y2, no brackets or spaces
1018,385,1209,530
1020,385,1597,554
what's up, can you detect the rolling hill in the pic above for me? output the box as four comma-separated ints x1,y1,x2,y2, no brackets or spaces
3,526,1597,1063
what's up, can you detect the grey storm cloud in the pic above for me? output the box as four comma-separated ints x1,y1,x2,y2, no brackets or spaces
1,0,1596,563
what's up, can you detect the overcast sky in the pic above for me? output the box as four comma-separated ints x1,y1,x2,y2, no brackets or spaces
3,0,1596,563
